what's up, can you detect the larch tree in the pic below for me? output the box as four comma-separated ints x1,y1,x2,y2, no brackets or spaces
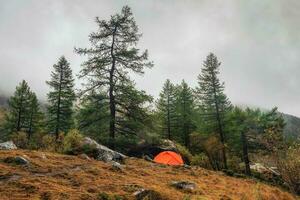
46,56,75,139
156,79,177,140
75,6,152,148
196,53,231,169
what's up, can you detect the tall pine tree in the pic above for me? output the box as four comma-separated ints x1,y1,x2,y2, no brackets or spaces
75,6,152,148
177,80,195,149
46,56,75,139
196,53,231,169
156,79,177,140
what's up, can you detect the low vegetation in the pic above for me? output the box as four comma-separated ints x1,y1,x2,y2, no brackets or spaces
0,149,296,200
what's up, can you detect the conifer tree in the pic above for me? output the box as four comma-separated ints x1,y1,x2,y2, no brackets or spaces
75,6,152,148
156,79,177,140
196,53,231,169
177,80,195,149
76,91,110,142
46,56,75,139
26,92,44,139
4,80,31,133
3,80,43,140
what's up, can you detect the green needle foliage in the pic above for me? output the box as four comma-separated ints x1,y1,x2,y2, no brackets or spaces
46,56,75,139
177,80,196,149
156,79,178,140
3,80,43,140
196,53,232,169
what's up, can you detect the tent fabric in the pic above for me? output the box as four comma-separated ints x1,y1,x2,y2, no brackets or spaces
153,151,184,165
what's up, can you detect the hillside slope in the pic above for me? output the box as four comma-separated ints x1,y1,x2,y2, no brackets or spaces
282,113,300,139
0,150,297,200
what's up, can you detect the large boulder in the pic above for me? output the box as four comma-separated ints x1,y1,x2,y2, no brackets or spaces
81,137,127,163
0,141,17,150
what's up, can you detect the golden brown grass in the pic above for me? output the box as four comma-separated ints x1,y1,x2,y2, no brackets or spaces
0,150,297,200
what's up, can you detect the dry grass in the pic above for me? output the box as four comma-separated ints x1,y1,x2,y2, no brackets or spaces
0,150,298,200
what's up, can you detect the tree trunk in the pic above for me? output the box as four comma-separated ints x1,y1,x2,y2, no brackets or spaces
167,94,171,140
109,26,117,149
28,109,33,140
16,94,24,131
55,66,63,140
212,78,227,169
241,131,251,175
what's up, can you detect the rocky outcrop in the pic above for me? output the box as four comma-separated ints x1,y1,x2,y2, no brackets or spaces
0,141,17,150
81,137,127,163
250,163,280,176
128,139,179,159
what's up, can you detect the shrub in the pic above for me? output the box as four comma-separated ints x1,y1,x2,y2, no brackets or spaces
202,136,224,170
63,129,84,154
175,143,193,164
40,134,56,152
227,155,244,173
10,132,28,148
191,153,211,169
277,145,300,195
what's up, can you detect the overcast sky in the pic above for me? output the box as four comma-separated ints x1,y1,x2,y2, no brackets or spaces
0,0,300,116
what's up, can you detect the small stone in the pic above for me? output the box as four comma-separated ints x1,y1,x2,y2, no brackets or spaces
78,153,91,160
133,189,163,200
111,161,124,171
4,156,29,165
143,155,153,162
170,181,196,192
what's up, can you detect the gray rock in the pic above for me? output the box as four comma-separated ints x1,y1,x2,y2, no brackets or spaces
250,163,281,176
170,181,196,192
82,137,127,163
133,189,163,200
0,141,17,150
143,155,153,162
110,161,124,171
78,153,91,160
159,139,178,151
4,156,29,165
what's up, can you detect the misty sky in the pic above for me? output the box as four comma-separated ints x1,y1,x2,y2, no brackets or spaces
0,0,300,116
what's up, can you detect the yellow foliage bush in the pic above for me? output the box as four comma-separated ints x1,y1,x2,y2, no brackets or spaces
40,134,56,152
63,129,84,154
277,145,300,195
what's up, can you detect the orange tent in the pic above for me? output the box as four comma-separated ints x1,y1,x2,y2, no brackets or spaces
153,151,184,166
